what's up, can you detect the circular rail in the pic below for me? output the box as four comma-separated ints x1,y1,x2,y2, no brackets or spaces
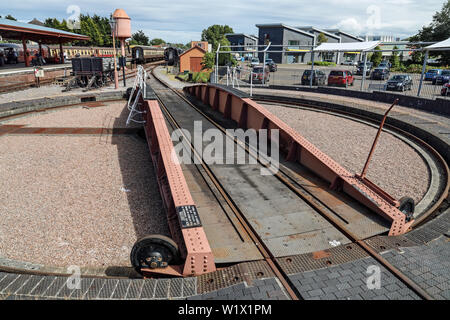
150,68,446,300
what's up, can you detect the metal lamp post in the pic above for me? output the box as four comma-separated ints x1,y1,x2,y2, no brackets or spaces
109,18,119,89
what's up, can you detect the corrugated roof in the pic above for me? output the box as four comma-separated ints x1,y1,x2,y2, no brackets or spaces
0,18,89,41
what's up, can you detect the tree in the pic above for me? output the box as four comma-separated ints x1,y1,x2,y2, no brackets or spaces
201,25,234,51
317,33,328,45
390,46,400,69
370,45,383,66
150,38,165,46
202,52,215,70
129,30,149,46
410,0,450,65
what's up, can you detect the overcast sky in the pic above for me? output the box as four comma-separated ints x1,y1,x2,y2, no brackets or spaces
1,0,445,43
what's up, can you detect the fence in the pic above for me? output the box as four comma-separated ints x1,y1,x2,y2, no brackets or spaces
212,44,450,101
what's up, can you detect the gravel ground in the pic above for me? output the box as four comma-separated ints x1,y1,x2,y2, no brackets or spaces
2,101,136,129
247,88,450,129
0,102,169,268
153,66,187,89
261,103,430,203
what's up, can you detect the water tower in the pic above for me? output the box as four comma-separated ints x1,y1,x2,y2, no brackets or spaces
112,9,131,58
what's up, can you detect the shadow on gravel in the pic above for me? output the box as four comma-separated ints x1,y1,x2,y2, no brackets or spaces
111,103,170,241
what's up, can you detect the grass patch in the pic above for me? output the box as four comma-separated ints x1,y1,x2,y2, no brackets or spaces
308,61,336,67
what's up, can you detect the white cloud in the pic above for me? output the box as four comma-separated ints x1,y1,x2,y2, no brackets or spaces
333,18,364,34
1,0,445,42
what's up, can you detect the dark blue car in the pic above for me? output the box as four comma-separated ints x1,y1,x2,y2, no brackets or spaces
425,69,441,81
432,70,450,85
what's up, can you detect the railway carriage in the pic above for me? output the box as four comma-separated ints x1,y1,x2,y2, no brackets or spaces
130,45,165,64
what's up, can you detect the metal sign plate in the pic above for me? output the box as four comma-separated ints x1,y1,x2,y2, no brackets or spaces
176,205,202,228
34,67,44,78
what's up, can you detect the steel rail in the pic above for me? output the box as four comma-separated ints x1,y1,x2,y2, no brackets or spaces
253,96,450,228
150,74,301,300
150,69,435,299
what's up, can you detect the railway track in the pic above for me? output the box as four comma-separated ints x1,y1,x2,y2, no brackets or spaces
149,67,448,300
252,97,449,228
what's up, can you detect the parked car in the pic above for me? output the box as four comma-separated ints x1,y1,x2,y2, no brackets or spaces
356,61,372,76
378,61,391,70
301,70,327,85
327,70,354,87
386,75,413,91
371,67,390,80
250,65,270,83
425,69,442,81
250,57,260,67
432,70,450,85
441,83,450,96
341,60,357,66
264,58,277,72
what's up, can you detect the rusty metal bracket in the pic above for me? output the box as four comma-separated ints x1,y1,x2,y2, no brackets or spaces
135,84,216,277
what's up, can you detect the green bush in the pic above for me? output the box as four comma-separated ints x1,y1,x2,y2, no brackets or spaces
176,71,211,83
307,61,336,67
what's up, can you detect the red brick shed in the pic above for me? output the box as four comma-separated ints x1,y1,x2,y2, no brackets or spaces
179,46,206,73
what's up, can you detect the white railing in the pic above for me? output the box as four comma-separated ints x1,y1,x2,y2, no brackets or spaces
126,65,147,126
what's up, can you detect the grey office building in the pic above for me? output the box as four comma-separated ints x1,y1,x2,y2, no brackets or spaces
254,23,363,64
255,24,315,64
297,26,340,63
225,33,258,58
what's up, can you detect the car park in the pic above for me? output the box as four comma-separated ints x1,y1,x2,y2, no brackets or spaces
250,65,270,83
441,83,450,96
264,58,277,72
371,67,390,80
327,70,354,87
386,75,413,91
432,70,450,85
301,69,327,85
356,61,372,76
425,69,442,81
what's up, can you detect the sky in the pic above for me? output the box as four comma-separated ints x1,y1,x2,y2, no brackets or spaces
1,0,445,43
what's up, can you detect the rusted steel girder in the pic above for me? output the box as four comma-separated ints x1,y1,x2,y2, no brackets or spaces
137,88,216,277
183,84,413,236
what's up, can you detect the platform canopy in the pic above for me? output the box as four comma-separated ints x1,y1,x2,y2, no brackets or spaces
425,37,450,50
314,41,380,52
0,18,89,43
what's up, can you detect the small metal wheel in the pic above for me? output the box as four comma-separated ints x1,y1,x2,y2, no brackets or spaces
398,197,415,222
130,234,180,273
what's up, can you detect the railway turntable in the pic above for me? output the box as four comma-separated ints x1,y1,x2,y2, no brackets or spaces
122,66,446,286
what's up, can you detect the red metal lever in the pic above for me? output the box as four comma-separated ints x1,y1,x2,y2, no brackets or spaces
360,98,399,179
